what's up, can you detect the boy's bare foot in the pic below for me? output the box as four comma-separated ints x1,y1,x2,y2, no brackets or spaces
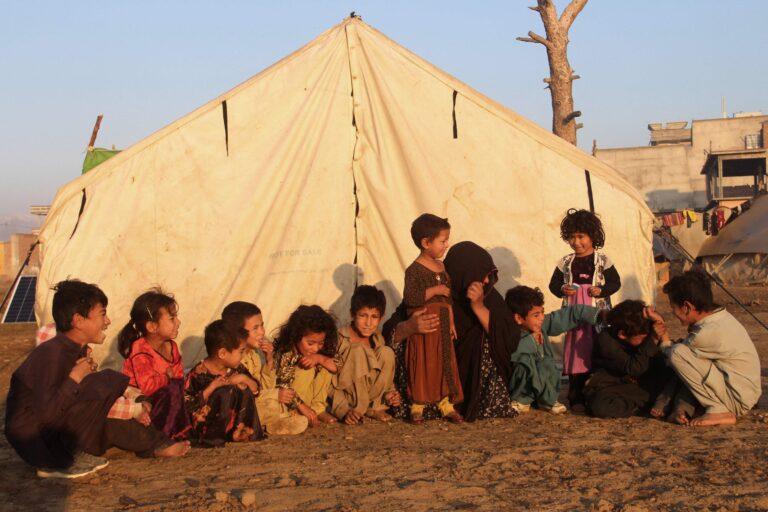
317,412,337,424
155,441,191,458
366,409,393,422
650,407,665,419
690,412,737,427
668,408,690,425
344,410,364,425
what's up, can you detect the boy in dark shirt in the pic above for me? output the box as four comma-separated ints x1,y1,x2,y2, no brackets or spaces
584,300,695,419
5,280,189,479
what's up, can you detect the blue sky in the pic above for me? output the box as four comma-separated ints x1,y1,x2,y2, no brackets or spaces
1,0,766,224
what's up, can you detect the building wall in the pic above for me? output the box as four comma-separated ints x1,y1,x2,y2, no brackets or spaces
7,234,40,276
596,114,768,212
595,143,706,212
0,242,8,278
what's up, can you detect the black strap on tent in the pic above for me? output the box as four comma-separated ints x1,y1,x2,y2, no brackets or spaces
584,170,595,212
69,189,87,239
452,90,458,139
222,100,229,156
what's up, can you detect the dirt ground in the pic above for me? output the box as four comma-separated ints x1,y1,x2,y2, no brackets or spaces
1,287,767,511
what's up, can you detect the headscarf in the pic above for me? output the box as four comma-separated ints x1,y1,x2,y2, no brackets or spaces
444,241,520,420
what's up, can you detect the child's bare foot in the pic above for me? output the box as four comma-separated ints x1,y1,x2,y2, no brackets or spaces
690,412,737,427
366,409,393,422
155,441,191,458
385,390,402,408
317,412,337,424
650,407,665,419
668,409,691,425
230,422,256,442
344,410,364,425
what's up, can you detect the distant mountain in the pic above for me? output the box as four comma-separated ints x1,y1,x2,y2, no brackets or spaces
0,214,40,242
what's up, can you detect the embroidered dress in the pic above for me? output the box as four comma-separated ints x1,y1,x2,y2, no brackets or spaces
184,363,264,444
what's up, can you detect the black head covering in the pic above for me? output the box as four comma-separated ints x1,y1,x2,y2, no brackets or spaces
444,242,519,421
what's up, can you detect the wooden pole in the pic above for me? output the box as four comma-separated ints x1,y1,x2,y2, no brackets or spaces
87,114,104,151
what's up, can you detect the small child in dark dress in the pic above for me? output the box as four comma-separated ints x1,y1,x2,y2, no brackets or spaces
549,209,621,411
184,320,265,446
402,214,464,424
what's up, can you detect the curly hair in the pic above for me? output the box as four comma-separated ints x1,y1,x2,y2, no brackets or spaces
607,300,651,339
504,285,544,318
274,305,338,357
560,208,605,249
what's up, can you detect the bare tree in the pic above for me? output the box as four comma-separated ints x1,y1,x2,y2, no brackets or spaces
517,0,588,145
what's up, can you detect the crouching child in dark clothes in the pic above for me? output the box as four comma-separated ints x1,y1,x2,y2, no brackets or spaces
584,300,696,419
4,280,190,479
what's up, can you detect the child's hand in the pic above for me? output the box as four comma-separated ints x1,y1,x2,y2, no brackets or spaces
208,375,229,392
561,284,577,297
466,282,484,303
298,355,319,369
434,284,451,298
643,306,664,324
297,403,318,427
135,402,152,426
450,324,458,341
588,286,602,298
69,357,95,384
259,340,274,358
278,387,296,404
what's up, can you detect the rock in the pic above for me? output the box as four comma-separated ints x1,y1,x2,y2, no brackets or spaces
118,496,138,506
591,498,613,512
240,490,257,507
214,491,229,502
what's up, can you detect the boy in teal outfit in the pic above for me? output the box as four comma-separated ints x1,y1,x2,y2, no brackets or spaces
505,286,601,414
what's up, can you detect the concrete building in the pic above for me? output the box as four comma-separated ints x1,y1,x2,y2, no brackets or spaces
0,233,40,279
595,113,768,213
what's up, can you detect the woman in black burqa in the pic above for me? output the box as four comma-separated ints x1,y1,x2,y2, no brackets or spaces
383,241,520,421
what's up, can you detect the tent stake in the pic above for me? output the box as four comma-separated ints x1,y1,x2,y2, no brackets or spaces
654,227,768,332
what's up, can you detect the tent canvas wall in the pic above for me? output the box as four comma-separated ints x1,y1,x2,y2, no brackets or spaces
36,17,655,368
698,194,768,285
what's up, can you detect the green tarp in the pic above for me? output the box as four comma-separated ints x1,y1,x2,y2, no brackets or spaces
82,147,120,174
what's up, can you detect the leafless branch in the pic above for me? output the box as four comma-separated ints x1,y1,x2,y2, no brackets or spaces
559,0,588,31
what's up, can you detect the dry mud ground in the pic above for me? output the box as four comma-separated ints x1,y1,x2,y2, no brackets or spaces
1,287,767,511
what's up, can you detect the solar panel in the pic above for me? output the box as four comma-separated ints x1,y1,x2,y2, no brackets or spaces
3,276,37,323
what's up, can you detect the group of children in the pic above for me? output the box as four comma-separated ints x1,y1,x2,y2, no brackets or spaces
5,209,762,479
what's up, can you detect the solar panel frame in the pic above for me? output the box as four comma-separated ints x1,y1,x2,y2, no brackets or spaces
2,276,37,323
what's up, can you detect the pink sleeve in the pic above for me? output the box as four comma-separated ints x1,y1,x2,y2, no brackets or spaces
129,352,170,396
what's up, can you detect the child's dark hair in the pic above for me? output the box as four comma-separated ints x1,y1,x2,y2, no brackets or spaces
204,319,244,357
117,289,178,358
662,270,716,312
221,301,262,331
607,300,651,339
560,209,605,249
504,286,545,318
350,285,386,317
51,279,108,332
410,213,450,249
274,305,338,357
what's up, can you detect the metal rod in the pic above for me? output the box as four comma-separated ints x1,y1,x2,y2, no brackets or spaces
654,227,768,332
0,240,39,317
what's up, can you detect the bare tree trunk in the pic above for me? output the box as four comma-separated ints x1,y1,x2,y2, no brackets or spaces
517,0,587,145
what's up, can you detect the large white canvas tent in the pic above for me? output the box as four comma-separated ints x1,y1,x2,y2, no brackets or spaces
36,16,655,368
699,194,768,285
